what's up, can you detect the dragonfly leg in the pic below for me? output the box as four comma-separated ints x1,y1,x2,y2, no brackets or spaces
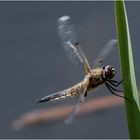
84,91,88,97
108,79,124,87
105,82,132,102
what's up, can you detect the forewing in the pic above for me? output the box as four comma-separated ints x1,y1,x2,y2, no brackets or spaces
93,39,117,68
57,15,91,74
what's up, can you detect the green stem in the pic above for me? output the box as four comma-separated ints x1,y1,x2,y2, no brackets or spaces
115,0,140,139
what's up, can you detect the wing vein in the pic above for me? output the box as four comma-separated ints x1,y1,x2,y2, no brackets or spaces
58,15,91,74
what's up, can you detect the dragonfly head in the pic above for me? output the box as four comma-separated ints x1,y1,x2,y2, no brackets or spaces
102,65,116,80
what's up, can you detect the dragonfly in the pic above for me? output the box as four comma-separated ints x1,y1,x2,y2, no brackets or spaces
37,15,129,123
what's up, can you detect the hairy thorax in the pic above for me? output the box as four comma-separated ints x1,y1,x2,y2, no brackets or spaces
85,68,104,91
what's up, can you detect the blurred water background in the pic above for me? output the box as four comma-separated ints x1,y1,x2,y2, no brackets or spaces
0,1,140,138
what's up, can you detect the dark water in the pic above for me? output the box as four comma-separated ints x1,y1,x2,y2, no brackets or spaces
0,1,140,138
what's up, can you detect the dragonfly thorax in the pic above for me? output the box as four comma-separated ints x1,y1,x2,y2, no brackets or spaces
102,65,116,80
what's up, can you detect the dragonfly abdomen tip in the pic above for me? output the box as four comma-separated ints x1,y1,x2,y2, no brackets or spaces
36,99,42,104
36,98,50,104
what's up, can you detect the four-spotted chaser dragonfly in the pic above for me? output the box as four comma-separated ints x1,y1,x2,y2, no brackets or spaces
37,15,128,123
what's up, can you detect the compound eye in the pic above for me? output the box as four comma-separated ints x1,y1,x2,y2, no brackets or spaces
102,66,105,69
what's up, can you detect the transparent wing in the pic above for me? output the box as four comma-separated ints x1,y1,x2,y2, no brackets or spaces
57,15,91,74
64,81,88,124
93,39,117,68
